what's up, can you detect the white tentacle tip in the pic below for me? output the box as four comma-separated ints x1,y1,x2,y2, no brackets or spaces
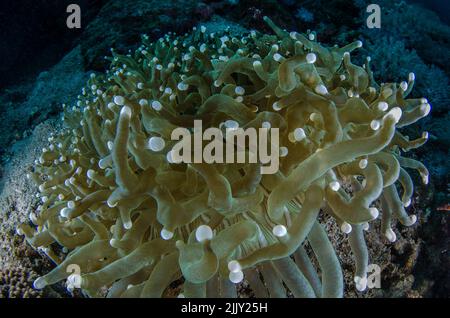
377,101,388,112
113,95,125,106
306,53,317,64
148,136,165,152
385,229,397,242
405,214,417,226
60,208,71,218
272,101,282,111
166,150,178,164
279,147,289,157
354,276,368,292
106,199,118,208
161,228,174,240
123,221,133,230
386,107,402,123
87,169,96,179
362,222,370,231
177,82,189,91
224,119,239,130
229,270,244,284
400,81,408,91
109,238,118,247
151,100,162,111
139,99,148,106
369,207,379,219
359,159,368,169
272,224,287,237
403,198,412,207
261,121,271,129
273,53,283,62
228,260,242,273
272,225,288,237
370,120,380,131
235,86,245,96
315,84,328,95
420,103,431,116
33,277,47,290
195,225,213,242
340,222,353,234
253,60,262,68
120,106,132,118
293,128,306,142
329,181,341,192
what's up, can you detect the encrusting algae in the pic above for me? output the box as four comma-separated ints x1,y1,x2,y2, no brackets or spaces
17,16,431,298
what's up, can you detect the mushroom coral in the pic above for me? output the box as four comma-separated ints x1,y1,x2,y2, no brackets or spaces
19,17,431,298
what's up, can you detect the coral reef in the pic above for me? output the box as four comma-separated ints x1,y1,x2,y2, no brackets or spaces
1,267,42,298
0,120,67,298
16,16,432,298
356,0,450,76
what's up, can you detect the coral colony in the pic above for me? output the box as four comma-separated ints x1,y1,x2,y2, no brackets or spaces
18,16,430,297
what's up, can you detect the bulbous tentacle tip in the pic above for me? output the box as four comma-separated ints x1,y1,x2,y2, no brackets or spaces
33,277,47,290
354,276,368,292
161,228,174,240
362,222,370,231
340,222,352,234
369,207,379,220
228,260,241,273
385,107,402,123
306,53,317,64
385,229,397,243
123,221,133,230
403,198,412,207
329,181,341,192
195,225,213,242
229,270,244,284
359,159,368,169
272,225,288,238
120,105,132,118
404,214,417,226
420,103,431,116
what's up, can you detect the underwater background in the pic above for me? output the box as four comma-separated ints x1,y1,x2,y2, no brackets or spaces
0,0,448,298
